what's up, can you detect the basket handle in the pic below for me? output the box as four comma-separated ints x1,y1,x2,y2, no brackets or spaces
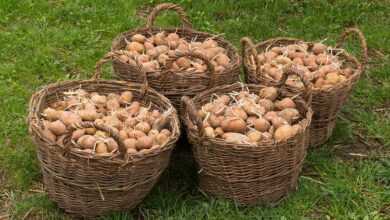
92,50,150,97
145,3,192,30
336,27,368,72
240,36,258,59
69,121,128,157
279,65,313,103
166,51,216,87
181,96,204,137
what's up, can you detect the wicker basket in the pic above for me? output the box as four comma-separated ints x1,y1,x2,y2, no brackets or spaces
27,54,180,218
110,3,241,112
241,28,368,147
181,70,313,205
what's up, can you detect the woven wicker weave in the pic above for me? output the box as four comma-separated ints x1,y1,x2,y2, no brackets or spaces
182,70,313,205
241,28,368,147
110,3,241,112
27,54,180,218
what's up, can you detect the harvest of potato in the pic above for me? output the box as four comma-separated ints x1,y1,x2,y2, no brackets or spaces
40,89,173,156
119,32,231,73
197,86,304,143
253,42,355,89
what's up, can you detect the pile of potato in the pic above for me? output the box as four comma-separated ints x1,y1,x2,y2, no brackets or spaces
119,32,231,73
197,86,304,144
253,42,355,89
40,89,172,156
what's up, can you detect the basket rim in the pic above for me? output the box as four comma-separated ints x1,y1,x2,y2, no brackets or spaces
28,79,181,164
183,82,313,150
242,37,363,93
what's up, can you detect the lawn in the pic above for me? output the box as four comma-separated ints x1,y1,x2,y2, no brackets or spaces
0,0,389,219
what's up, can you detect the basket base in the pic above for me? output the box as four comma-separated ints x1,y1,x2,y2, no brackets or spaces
198,172,298,206
41,166,160,218
309,120,336,148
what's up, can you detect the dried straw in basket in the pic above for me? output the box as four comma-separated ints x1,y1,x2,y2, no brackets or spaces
241,27,368,147
110,3,241,112
27,53,180,218
182,70,313,205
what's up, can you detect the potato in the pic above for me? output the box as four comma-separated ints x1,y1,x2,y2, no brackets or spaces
270,116,289,129
202,39,218,48
325,72,340,85
204,127,215,138
158,53,169,65
155,133,169,145
312,43,327,54
274,125,296,142
127,148,138,154
106,137,118,152
222,132,250,144
264,111,278,122
137,54,150,64
144,48,158,58
42,127,57,142
128,130,146,139
214,95,230,105
271,46,283,54
264,51,278,61
148,129,159,137
176,57,191,69
176,42,189,53
126,42,144,53
135,122,151,134
278,108,300,123
342,67,353,77
96,142,108,154
247,130,262,143
215,54,230,66
316,53,332,65
78,110,99,121
259,87,278,101
258,99,274,112
208,114,223,128
106,98,120,111
124,117,137,128
155,45,169,54
314,77,325,88
214,127,224,137
275,56,291,65
226,106,248,120
124,138,137,149
95,130,107,138
274,98,296,110
131,34,146,43
153,32,167,45
166,33,180,41
60,111,82,126
256,54,266,64
254,117,271,132
221,118,246,133
72,129,85,140
246,116,257,125
43,107,61,121
77,135,96,149
47,120,67,135
160,129,171,137
144,41,154,50
128,101,141,116
136,136,154,150
292,57,304,65
244,101,265,116
119,130,128,140
85,127,96,135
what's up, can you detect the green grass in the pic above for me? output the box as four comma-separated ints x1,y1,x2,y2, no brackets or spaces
0,0,389,219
